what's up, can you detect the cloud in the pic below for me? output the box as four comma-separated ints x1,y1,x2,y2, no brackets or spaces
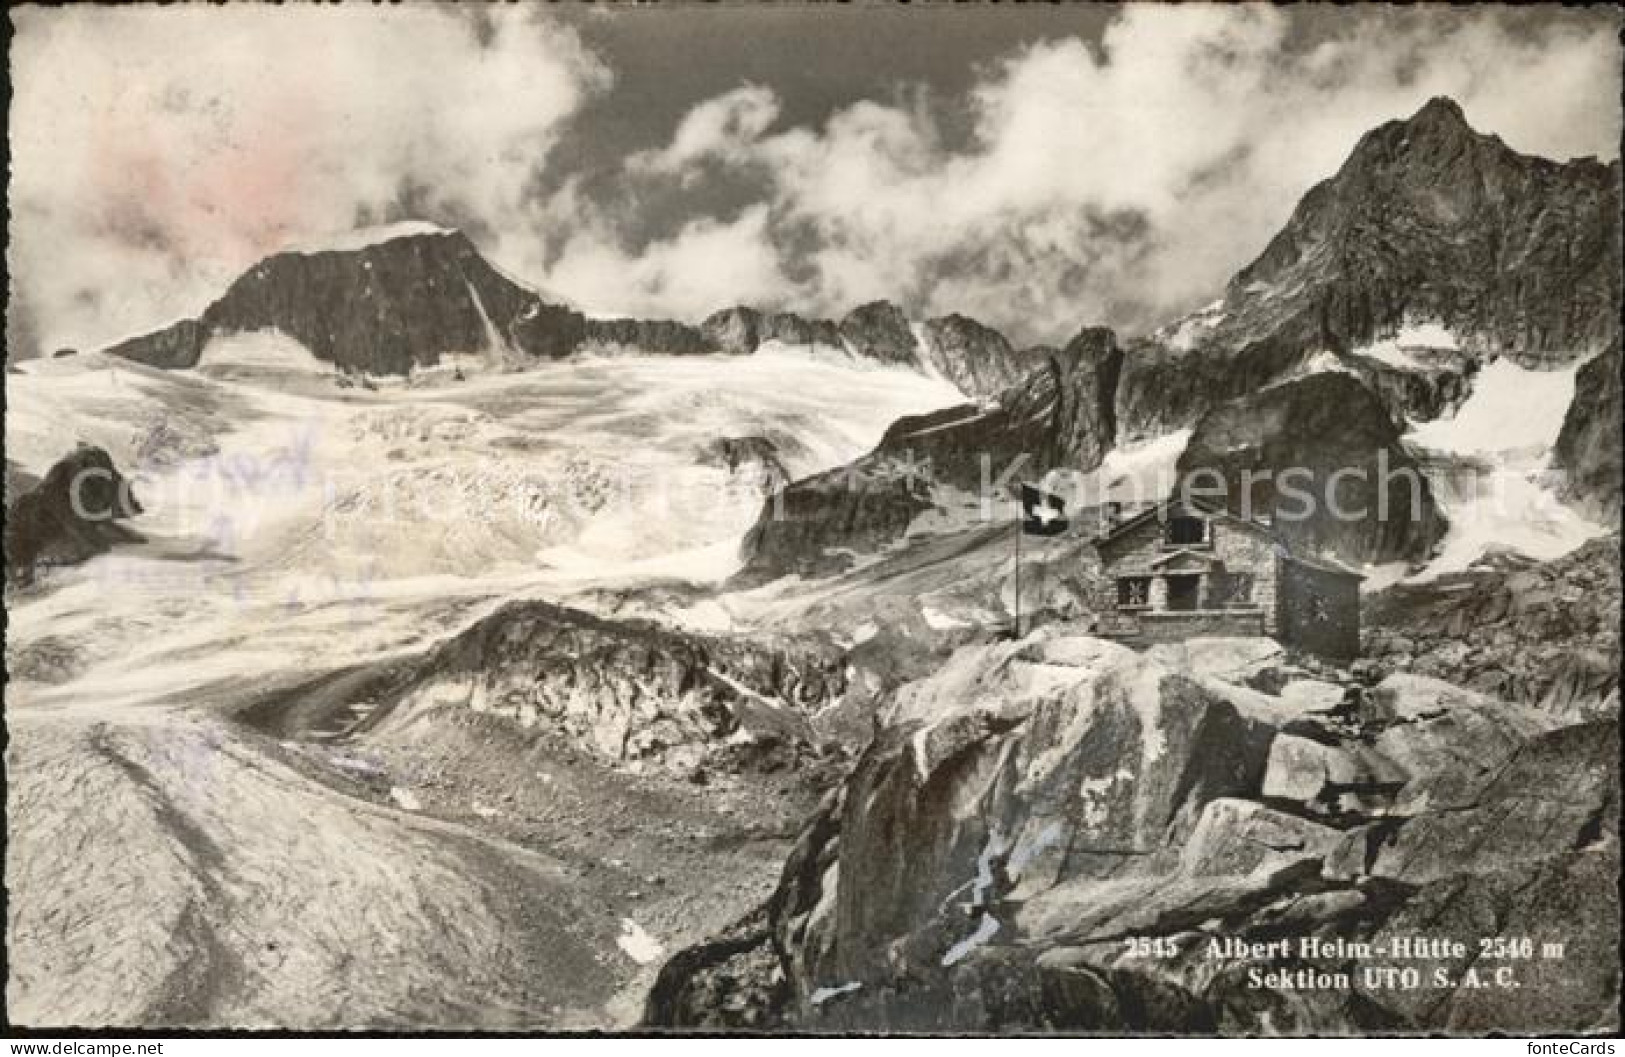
8,5,608,353
536,5,1622,345
628,83,782,177
9,5,1619,355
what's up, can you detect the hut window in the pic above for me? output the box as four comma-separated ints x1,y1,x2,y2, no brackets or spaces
1166,516,1207,545
1211,571,1254,607
1117,576,1151,608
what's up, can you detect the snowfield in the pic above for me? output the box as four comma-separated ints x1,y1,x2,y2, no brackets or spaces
1403,356,1607,577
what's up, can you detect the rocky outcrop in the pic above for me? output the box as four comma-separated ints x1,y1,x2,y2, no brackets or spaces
1362,537,1620,720
648,631,1619,1033
916,314,1041,399
698,436,791,491
5,446,142,585
104,319,212,371
1116,334,1309,441
1345,349,1480,425
837,301,919,366
739,328,1122,580
1176,372,1447,566
701,307,842,355
1553,342,1622,523
107,229,588,375
372,600,850,773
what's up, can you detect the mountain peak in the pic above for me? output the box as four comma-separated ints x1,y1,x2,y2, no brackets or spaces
1407,94,1470,131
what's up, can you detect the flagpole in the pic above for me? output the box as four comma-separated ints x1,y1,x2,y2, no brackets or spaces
1013,512,1022,640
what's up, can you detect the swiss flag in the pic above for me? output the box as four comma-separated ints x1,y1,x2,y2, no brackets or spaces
1020,483,1068,536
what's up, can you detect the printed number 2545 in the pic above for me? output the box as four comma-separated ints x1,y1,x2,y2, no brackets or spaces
1122,936,1181,958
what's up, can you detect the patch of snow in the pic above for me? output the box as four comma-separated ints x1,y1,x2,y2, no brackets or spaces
1407,359,1577,457
1354,322,1460,371
1293,350,1358,379
279,221,452,255
921,606,971,631
329,754,387,779
1046,429,1192,512
895,409,989,439
848,620,879,646
194,331,332,378
970,831,1011,908
911,727,935,783
1077,771,1132,828
942,913,1000,967
1397,321,1459,350
1414,464,1607,577
616,919,665,965
809,981,863,1006
389,786,422,811
1008,821,1064,875
1360,561,1411,593
1401,357,1605,577
1156,300,1228,352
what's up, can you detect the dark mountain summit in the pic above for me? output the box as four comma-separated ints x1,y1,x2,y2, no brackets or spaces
1233,95,1619,363
107,228,588,375
1117,96,1621,438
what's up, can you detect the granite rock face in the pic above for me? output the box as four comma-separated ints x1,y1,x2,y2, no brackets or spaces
701,307,842,356
580,317,718,356
837,301,921,366
1234,97,1619,367
647,631,1619,1033
1553,342,1623,523
915,314,1042,399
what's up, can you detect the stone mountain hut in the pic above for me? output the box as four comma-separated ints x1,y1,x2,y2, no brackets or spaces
1092,498,1362,662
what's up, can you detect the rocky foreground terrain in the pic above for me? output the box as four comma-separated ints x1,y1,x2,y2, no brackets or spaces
644,626,1619,1033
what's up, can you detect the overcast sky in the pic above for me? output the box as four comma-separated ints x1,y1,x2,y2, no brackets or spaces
9,3,1621,354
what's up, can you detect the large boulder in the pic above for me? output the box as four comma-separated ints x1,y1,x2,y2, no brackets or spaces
1176,371,1448,565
